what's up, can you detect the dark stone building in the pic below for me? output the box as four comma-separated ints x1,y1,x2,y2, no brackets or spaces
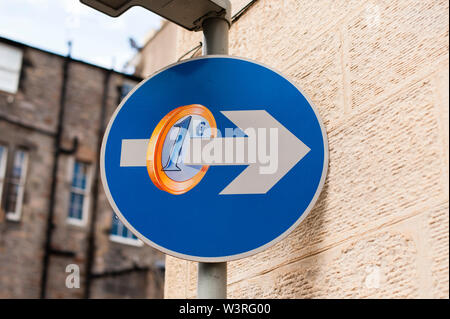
0,36,164,299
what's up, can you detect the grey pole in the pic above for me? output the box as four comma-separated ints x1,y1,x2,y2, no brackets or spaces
202,17,229,55
197,11,230,300
197,262,227,299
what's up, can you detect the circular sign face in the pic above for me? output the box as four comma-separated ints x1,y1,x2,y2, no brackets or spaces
101,56,328,262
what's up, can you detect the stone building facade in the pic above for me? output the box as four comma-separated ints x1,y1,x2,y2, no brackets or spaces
133,0,449,298
0,36,164,299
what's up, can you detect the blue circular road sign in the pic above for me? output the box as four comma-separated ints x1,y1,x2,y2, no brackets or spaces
101,56,328,262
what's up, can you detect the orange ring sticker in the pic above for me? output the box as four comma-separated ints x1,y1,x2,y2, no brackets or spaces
146,104,217,195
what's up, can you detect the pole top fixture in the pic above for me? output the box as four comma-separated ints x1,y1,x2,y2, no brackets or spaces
80,0,231,31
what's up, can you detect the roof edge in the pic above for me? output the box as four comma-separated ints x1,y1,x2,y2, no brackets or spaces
0,35,142,82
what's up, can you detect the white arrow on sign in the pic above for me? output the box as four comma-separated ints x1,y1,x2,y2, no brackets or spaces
119,110,310,194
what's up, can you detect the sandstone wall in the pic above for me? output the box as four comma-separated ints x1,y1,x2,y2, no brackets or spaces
162,0,449,298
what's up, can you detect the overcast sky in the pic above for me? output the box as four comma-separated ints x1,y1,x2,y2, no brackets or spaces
0,0,162,73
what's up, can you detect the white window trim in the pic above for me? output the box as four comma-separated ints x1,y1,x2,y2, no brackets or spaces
0,145,8,208
109,234,144,247
67,161,92,227
5,149,29,221
0,43,23,94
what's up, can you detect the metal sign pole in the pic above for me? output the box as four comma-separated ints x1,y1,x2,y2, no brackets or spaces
197,15,229,299
202,17,229,55
86,0,328,300
197,262,227,299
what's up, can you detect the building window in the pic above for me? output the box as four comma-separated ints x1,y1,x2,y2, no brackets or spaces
110,213,143,247
119,81,135,102
67,160,91,226
0,43,23,94
5,149,28,221
0,145,8,209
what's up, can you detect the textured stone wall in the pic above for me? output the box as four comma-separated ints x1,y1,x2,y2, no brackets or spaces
0,41,165,298
161,0,449,298
135,22,178,78
0,48,62,132
43,60,165,299
0,46,62,298
0,120,54,298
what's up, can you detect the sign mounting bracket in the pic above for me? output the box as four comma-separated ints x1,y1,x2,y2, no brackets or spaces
80,0,231,31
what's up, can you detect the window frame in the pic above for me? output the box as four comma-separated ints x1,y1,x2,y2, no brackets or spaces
0,145,8,209
118,81,135,102
0,43,23,94
109,213,143,247
67,160,92,227
5,148,29,221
